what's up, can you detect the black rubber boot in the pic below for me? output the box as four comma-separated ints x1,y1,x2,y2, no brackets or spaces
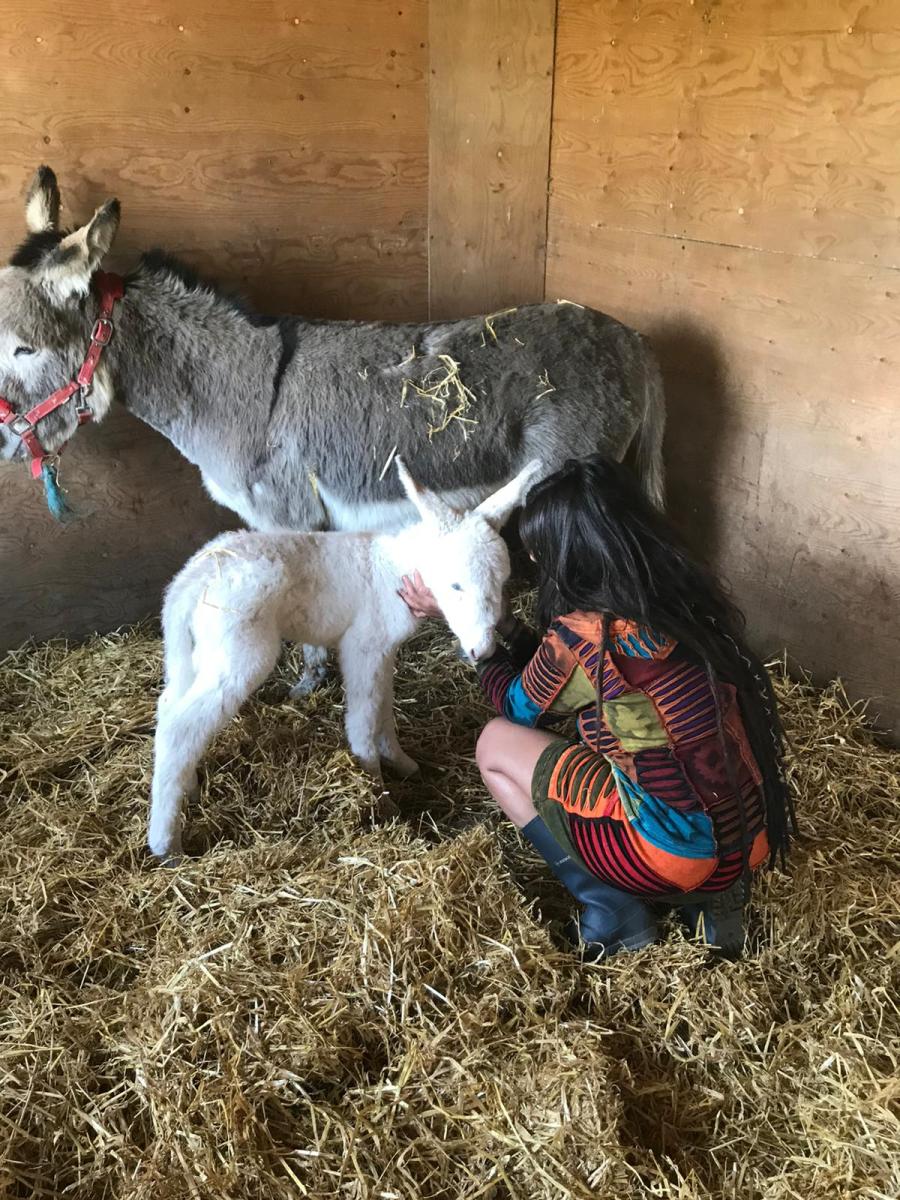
521,816,658,961
663,878,749,959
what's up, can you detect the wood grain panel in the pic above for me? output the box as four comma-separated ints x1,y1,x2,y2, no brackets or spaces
550,1,900,268
547,220,900,732
428,0,556,319
0,0,428,650
0,0,429,320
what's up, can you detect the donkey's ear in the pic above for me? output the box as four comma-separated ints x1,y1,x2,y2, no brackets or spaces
395,455,456,528
38,199,121,302
25,165,61,233
475,460,542,530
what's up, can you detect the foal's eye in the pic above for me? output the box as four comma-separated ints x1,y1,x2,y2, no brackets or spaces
451,583,463,592
14,346,35,357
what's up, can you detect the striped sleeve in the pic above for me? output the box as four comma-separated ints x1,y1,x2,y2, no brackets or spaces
475,622,581,729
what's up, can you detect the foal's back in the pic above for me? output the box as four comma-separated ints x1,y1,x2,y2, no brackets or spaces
165,529,375,651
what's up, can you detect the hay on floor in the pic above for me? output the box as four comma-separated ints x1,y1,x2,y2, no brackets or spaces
0,621,898,1199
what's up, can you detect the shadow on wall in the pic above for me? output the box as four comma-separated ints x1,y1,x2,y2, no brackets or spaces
648,317,737,565
735,543,897,735
646,318,897,739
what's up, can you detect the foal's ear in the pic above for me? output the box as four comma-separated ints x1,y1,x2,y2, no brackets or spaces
25,166,61,233
36,198,121,303
475,460,542,530
395,456,456,528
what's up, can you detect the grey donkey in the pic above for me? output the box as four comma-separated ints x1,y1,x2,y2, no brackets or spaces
0,166,666,691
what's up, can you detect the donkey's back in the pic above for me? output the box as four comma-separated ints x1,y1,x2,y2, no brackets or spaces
248,300,665,533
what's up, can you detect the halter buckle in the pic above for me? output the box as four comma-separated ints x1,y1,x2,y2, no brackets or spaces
90,317,114,346
7,413,35,438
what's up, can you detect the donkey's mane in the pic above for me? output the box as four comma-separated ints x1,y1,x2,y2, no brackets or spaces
10,228,70,269
132,248,283,330
133,248,301,417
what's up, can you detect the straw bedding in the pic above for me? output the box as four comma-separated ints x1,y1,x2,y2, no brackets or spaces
1,620,898,1199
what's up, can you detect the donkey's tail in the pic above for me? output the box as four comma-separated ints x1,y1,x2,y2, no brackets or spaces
633,338,666,510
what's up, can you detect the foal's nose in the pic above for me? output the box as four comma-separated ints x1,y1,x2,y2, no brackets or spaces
470,635,497,661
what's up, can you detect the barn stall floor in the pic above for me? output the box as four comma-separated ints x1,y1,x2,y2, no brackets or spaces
0,620,898,1200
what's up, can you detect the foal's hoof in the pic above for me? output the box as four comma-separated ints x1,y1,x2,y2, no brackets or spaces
149,844,183,868
386,754,420,780
289,667,328,699
374,793,401,822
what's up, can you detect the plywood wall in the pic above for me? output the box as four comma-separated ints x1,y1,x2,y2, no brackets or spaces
546,0,900,734
0,0,428,649
428,0,556,318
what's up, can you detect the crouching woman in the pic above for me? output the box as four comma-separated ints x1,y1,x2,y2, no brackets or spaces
402,455,797,960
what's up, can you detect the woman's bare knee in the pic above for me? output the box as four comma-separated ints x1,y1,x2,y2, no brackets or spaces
476,718,561,816
475,717,511,774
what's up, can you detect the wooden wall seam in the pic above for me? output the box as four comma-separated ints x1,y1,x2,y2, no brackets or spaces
540,0,561,304
554,222,900,274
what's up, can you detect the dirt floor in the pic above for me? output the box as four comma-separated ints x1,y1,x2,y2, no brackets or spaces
1,620,898,1199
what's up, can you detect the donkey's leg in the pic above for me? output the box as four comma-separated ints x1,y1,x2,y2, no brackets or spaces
290,644,329,699
374,651,419,779
147,634,280,861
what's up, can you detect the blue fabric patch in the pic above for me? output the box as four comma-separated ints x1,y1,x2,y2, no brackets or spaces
626,633,650,658
611,764,717,858
612,625,670,659
503,677,544,727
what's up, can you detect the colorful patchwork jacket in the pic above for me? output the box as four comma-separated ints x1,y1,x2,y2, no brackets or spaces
477,612,767,858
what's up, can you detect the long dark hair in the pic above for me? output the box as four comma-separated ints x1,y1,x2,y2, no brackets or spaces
517,455,797,869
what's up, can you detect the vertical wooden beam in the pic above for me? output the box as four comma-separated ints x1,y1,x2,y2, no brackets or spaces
428,0,556,319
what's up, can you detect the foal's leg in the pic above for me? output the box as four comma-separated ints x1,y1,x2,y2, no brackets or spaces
290,643,329,698
147,634,280,861
375,649,419,778
158,591,199,711
338,639,393,782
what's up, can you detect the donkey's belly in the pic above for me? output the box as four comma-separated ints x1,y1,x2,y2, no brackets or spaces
202,474,296,533
318,485,415,533
317,481,494,533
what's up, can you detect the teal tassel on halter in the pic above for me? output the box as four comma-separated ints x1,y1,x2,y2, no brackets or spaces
41,460,76,522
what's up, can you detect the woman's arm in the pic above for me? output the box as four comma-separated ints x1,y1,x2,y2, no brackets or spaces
398,573,584,729
476,624,588,729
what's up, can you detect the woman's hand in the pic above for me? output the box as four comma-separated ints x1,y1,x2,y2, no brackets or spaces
399,571,444,620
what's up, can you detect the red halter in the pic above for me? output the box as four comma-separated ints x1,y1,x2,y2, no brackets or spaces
0,271,124,480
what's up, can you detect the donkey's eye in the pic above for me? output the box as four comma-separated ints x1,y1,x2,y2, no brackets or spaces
451,583,463,592
14,346,35,357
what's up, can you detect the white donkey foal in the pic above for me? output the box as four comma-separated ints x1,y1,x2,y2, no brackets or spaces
147,458,539,860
